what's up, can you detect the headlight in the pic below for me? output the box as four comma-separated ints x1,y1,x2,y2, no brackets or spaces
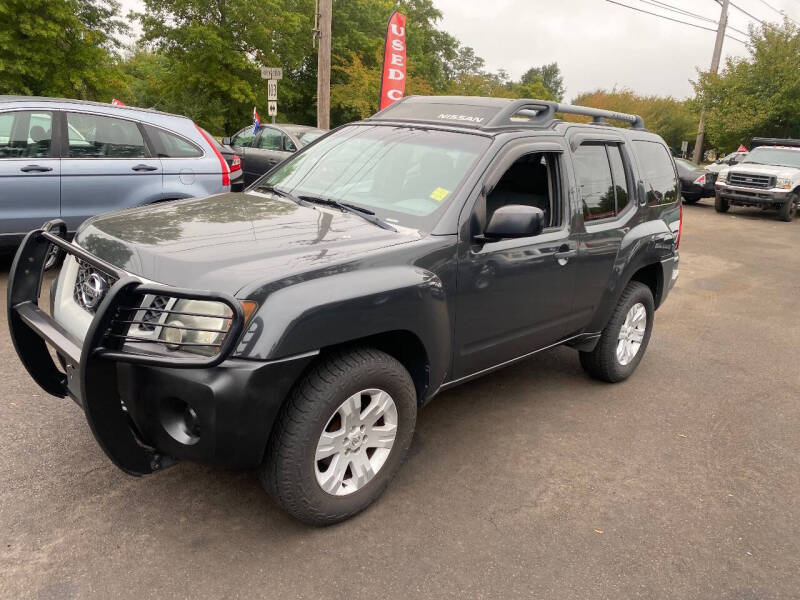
776,177,793,190
717,171,728,183
158,299,233,356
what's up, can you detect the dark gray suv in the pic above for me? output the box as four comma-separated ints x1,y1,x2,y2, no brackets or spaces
8,96,681,525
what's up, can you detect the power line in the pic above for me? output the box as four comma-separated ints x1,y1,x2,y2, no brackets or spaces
642,0,750,35
640,0,715,23
723,1,782,30
752,0,800,25
604,0,748,43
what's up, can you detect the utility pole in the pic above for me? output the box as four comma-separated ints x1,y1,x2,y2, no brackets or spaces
692,0,729,163
316,0,332,130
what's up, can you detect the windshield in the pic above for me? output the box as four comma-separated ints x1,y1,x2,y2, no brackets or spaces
742,147,800,169
254,125,490,230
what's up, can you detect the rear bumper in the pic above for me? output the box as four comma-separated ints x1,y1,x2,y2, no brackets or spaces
7,227,314,474
682,182,715,198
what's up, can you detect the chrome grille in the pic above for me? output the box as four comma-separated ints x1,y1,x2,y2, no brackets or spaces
729,172,775,189
73,259,118,313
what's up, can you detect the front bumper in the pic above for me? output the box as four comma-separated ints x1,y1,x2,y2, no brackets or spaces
715,184,791,206
7,227,314,474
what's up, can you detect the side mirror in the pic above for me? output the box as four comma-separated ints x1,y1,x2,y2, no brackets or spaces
480,205,544,241
221,136,232,146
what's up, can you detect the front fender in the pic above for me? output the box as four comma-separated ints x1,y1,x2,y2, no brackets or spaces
585,218,675,332
234,266,451,389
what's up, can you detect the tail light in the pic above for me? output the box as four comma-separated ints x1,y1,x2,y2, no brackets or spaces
676,202,683,250
692,174,706,185
194,124,231,187
230,155,242,172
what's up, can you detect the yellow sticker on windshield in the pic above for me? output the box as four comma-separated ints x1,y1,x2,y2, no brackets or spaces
430,187,451,202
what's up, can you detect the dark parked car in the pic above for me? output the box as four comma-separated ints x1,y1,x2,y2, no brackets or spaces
675,158,715,204
223,123,326,186
8,96,681,525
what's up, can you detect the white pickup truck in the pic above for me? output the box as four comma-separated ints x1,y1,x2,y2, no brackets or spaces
715,138,800,221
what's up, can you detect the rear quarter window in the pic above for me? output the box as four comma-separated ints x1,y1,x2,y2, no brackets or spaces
145,125,203,158
634,140,679,205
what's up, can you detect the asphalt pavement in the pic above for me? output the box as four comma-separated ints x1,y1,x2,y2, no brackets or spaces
1,202,799,599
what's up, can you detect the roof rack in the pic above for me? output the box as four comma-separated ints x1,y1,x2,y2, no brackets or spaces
484,99,645,130
751,137,800,149
369,96,645,131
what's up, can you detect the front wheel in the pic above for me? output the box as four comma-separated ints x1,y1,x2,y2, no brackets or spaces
579,281,655,383
778,193,797,222
715,193,730,213
261,348,417,525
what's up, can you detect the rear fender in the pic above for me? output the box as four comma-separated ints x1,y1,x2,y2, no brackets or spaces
585,219,674,332
234,266,451,392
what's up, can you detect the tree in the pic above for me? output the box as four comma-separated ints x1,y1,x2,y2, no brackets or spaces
521,63,565,101
133,0,310,133
572,88,698,153
0,0,128,99
693,19,800,152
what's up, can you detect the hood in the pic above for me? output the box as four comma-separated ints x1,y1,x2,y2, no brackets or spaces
74,192,420,294
726,163,799,179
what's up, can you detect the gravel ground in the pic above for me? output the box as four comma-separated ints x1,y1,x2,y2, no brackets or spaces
1,203,799,599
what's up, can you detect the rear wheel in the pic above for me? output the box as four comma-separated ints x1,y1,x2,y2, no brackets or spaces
682,194,700,205
261,348,417,525
778,193,797,222
579,281,654,383
715,193,730,213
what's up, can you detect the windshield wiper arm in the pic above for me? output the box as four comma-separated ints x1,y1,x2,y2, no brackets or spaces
254,184,313,208
298,196,397,232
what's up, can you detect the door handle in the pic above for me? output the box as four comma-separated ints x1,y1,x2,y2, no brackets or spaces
554,245,577,264
20,164,53,172
132,164,158,172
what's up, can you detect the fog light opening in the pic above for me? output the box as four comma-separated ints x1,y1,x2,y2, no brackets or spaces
159,397,201,445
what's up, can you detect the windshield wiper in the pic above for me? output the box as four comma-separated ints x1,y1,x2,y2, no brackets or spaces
298,195,397,232
254,184,313,208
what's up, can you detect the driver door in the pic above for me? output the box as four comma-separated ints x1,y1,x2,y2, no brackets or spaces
453,143,581,380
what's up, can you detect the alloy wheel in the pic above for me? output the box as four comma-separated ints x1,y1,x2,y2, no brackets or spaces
616,302,647,366
315,388,398,496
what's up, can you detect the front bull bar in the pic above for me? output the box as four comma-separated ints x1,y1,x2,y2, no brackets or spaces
7,226,245,475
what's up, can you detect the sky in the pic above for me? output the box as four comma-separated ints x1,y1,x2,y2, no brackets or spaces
118,0,800,100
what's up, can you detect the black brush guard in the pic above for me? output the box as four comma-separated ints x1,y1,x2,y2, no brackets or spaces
7,225,245,476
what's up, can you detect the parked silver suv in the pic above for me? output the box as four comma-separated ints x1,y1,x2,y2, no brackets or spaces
0,96,237,249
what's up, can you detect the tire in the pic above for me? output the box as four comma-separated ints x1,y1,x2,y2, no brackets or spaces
715,193,730,213
579,281,655,383
682,195,700,205
778,193,797,222
261,348,417,525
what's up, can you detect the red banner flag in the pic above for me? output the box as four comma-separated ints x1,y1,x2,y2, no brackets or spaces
737,144,748,152
111,98,126,106
378,11,407,111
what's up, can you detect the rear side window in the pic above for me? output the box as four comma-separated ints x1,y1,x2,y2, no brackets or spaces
634,141,679,205
66,113,146,158
0,111,53,159
573,143,632,221
257,127,282,150
607,145,630,212
144,125,203,158
573,144,615,221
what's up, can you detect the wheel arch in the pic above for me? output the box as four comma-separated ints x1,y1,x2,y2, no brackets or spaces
316,330,431,404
